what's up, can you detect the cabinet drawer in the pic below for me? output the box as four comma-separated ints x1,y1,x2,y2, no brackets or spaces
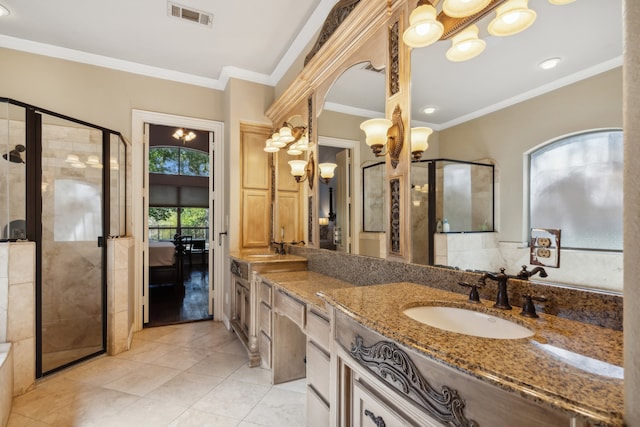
307,309,330,352
274,290,306,330
307,385,330,427
259,331,271,369
259,301,271,336
307,340,330,402
260,281,272,305
352,378,430,427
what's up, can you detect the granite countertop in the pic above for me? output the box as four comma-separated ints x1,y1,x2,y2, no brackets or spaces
259,271,355,314
319,282,623,426
229,251,307,264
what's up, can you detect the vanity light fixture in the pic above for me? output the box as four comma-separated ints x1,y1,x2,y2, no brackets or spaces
289,151,316,189
264,121,308,154
446,25,486,62
172,128,196,144
404,0,568,62
318,162,337,184
410,127,433,161
360,105,405,168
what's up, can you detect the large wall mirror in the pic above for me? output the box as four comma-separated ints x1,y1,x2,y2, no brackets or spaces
317,61,384,255
409,0,623,290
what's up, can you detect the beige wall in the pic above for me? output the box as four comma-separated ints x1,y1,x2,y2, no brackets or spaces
0,48,225,139
624,0,640,423
436,67,622,242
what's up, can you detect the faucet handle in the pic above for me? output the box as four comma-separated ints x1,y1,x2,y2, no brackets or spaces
520,294,548,318
458,281,481,303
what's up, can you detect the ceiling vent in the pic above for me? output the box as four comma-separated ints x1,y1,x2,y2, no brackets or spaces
168,2,213,27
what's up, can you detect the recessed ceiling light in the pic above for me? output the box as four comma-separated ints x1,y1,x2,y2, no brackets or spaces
0,4,10,17
422,106,438,115
539,57,561,70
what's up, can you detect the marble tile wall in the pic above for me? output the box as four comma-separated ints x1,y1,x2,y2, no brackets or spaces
107,237,133,355
7,242,35,396
286,245,622,331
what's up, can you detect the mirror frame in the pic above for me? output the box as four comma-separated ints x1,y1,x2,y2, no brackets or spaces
267,0,413,260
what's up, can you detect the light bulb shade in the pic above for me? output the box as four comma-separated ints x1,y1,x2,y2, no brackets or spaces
319,217,329,226
278,126,295,143
402,4,444,48
296,135,309,151
443,0,491,18
287,146,303,156
65,154,80,163
548,0,575,4
411,127,433,153
318,163,337,180
360,118,392,147
264,139,279,152
446,25,486,62
288,160,307,178
172,129,184,139
488,0,537,37
270,133,286,148
87,155,100,165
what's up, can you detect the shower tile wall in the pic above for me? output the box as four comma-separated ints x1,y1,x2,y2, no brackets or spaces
40,123,103,370
411,165,429,265
0,119,27,240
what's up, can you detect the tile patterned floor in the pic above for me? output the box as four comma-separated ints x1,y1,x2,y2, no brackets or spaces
7,321,307,427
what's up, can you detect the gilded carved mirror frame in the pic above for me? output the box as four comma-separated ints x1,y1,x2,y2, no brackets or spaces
266,0,414,261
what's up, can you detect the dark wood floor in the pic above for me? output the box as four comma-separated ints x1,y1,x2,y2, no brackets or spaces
147,262,212,328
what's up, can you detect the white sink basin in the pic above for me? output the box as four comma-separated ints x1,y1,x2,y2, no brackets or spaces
403,306,534,339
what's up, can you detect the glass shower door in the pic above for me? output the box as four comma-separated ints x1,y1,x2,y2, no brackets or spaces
39,114,105,374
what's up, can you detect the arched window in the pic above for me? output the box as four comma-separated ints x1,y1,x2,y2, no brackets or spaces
528,129,623,251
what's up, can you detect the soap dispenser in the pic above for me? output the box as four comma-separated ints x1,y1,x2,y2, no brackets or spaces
436,219,443,233
442,218,450,233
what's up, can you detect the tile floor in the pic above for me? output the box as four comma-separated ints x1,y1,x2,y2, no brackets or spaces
6,321,307,426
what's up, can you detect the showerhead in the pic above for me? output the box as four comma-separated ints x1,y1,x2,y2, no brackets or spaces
2,144,25,164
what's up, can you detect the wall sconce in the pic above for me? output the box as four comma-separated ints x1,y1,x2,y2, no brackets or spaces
173,128,196,143
360,105,404,168
410,127,433,160
403,0,567,62
289,151,316,189
264,120,308,154
318,162,337,184
319,217,329,226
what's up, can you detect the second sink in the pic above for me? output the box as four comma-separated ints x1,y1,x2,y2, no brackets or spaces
403,306,534,339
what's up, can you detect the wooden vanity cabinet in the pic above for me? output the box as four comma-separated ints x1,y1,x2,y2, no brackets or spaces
306,307,332,427
229,257,307,367
331,309,577,427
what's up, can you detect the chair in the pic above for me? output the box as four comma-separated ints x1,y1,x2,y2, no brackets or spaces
177,235,193,264
191,239,207,264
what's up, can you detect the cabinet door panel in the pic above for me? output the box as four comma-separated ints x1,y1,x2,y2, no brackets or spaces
307,309,330,352
307,385,330,427
307,340,330,402
242,190,270,248
259,301,272,336
241,126,270,190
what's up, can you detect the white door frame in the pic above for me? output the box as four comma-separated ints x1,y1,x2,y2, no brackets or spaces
132,110,225,330
318,136,360,255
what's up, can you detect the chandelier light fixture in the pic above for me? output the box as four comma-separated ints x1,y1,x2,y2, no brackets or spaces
403,0,573,62
172,128,196,144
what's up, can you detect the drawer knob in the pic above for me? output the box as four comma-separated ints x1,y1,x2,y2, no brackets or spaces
364,409,386,427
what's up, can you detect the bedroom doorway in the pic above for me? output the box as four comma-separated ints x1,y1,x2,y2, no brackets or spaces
132,111,225,330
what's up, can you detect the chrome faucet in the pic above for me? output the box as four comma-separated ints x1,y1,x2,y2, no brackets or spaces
516,265,548,280
479,267,511,310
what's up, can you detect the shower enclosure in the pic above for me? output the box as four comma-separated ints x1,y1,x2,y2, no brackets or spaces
362,158,494,265
0,98,127,376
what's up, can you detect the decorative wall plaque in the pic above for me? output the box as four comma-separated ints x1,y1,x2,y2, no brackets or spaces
389,20,400,96
390,178,401,254
350,336,477,427
305,0,361,65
